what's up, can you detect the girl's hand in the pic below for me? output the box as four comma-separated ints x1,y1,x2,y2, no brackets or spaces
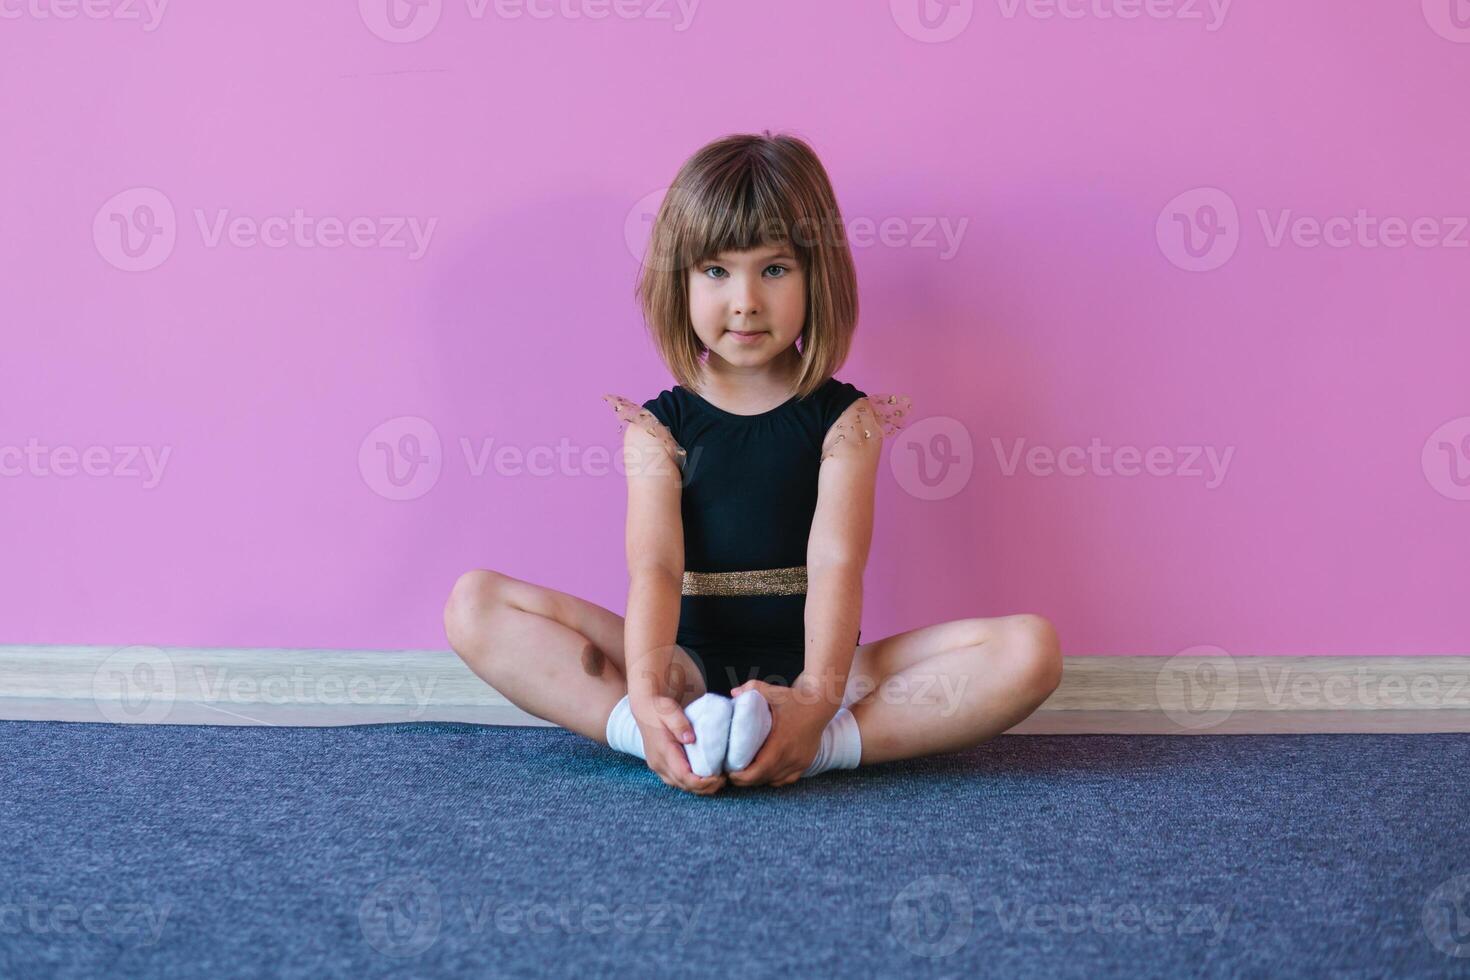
630,693,727,796
724,680,835,788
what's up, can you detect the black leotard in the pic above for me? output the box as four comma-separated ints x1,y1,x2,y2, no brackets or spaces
641,377,867,695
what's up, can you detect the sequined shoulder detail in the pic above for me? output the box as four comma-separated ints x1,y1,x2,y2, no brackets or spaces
602,393,688,464
820,392,913,462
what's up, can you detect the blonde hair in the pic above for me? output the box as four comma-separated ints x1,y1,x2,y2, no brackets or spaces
633,131,859,401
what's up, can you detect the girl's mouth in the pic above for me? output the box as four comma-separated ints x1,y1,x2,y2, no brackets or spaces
728,330,766,343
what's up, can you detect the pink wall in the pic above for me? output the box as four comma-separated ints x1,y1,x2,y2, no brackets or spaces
2,2,1466,656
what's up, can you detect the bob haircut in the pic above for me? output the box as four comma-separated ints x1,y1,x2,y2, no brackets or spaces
634,131,859,402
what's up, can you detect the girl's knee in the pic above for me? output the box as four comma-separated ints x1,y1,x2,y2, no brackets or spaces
444,569,510,649
1007,613,1062,698
449,568,513,606
968,614,1060,705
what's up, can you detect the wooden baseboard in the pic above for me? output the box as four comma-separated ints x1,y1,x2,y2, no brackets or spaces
2,646,1467,734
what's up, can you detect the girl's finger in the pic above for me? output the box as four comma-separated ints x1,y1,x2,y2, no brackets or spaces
657,704,695,744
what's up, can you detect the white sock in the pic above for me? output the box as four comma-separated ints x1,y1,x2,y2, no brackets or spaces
604,694,647,760
802,706,863,778
726,689,773,772
680,692,733,776
604,692,733,778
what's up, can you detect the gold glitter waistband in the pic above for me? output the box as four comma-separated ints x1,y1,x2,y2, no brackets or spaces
681,565,808,597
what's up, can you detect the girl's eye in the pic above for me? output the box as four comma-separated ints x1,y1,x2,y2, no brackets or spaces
699,264,791,280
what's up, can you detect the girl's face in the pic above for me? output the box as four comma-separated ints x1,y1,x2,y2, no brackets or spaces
686,245,806,371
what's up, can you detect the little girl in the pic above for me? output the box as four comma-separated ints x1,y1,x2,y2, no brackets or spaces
444,131,1061,795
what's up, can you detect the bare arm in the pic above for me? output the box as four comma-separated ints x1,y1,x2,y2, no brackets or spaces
612,399,725,794
621,419,686,702
801,396,883,713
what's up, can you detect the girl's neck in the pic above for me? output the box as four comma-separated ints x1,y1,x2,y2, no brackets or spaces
694,347,803,414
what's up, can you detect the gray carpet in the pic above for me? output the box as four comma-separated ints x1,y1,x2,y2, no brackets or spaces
2,721,1468,978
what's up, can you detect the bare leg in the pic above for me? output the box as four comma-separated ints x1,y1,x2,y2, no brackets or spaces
442,569,707,743
834,614,1062,766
